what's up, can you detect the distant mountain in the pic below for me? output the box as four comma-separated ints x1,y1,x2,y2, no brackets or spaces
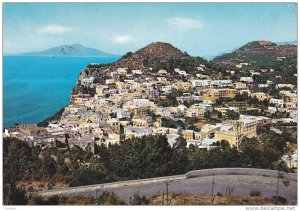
17,44,118,57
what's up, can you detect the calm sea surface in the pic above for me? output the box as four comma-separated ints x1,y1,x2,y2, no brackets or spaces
3,56,119,128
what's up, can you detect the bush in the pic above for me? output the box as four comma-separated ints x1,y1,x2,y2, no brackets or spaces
28,195,60,205
216,192,223,196
129,192,150,205
69,169,107,187
272,196,287,205
97,191,125,205
249,189,261,197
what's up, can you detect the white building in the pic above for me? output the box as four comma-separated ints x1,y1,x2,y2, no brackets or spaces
105,79,115,85
289,110,297,119
276,84,295,89
132,69,142,75
258,84,269,88
124,126,151,139
161,85,172,93
81,77,95,85
190,80,211,88
240,77,254,83
269,98,284,107
211,80,232,87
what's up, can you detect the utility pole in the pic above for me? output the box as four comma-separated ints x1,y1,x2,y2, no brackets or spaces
211,175,215,204
162,192,164,205
96,185,104,205
96,188,100,204
275,170,280,205
183,192,186,205
165,181,170,205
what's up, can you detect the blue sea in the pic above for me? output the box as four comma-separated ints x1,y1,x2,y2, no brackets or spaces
3,56,119,128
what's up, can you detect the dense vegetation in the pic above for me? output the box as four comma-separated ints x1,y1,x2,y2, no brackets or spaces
3,126,292,205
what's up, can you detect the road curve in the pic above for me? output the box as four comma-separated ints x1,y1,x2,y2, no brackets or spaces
34,168,297,203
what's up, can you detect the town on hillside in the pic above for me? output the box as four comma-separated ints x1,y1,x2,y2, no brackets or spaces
4,41,297,170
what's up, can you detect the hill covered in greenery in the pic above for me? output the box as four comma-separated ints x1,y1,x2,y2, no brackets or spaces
213,40,296,68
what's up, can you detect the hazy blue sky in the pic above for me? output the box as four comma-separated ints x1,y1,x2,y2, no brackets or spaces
3,3,297,56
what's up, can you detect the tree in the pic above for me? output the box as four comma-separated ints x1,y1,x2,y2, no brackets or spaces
272,161,290,205
226,110,240,120
239,137,264,168
40,155,57,176
234,94,249,102
69,168,107,187
3,138,37,205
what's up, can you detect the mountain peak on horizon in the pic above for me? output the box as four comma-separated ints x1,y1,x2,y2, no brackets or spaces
133,41,186,59
16,44,118,57
112,41,187,70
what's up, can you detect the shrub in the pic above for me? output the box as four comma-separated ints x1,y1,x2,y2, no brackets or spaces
97,191,125,205
249,189,261,197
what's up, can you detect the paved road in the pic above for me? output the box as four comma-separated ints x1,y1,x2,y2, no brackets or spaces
65,175,297,203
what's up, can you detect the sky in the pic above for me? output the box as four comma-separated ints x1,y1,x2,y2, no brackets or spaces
3,3,298,57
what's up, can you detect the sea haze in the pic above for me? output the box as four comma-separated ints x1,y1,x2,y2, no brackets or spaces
3,56,120,128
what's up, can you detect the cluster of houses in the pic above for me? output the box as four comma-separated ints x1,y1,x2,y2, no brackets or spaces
4,64,297,167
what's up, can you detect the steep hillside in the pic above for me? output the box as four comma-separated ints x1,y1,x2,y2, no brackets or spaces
72,42,210,94
86,42,200,71
213,40,297,67
72,40,297,95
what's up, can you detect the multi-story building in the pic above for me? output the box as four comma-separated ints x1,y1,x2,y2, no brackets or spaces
239,115,272,127
240,77,253,83
161,85,172,93
132,116,152,127
132,69,143,75
96,85,109,95
81,77,95,85
146,89,160,99
182,130,194,140
214,119,257,147
270,98,284,107
124,126,151,139
186,106,206,118
190,80,232,88
117,68,128,77
202,89,238,102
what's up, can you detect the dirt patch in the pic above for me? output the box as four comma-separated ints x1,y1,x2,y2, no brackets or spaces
17,175,70,192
